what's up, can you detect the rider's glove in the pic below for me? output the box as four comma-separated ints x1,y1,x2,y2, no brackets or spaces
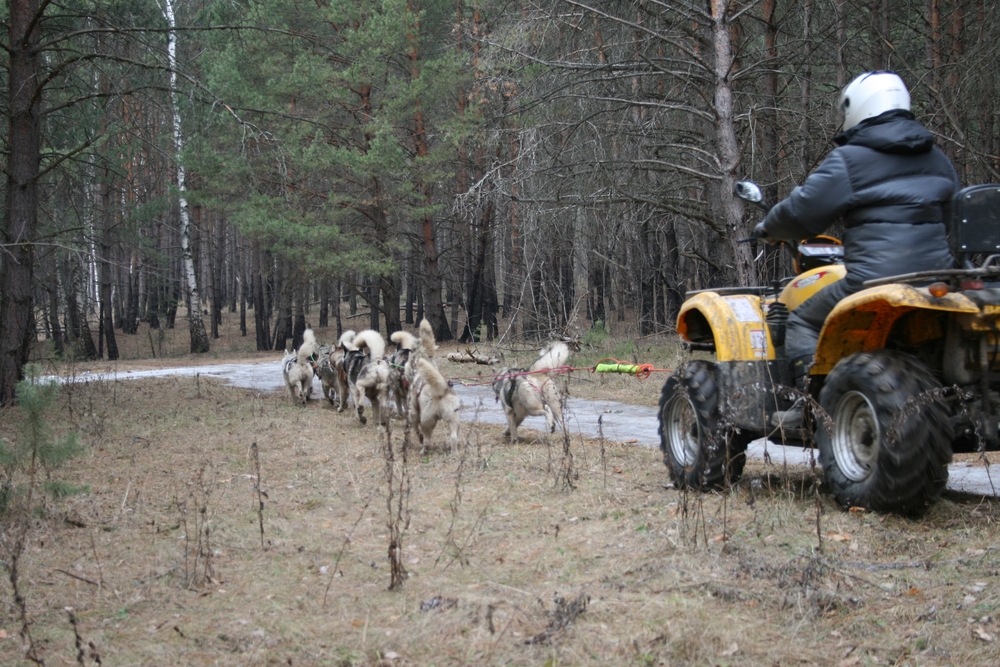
751,222,771,242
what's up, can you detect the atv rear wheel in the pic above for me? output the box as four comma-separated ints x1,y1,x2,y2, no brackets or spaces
816,350,953,514
658,361,751,490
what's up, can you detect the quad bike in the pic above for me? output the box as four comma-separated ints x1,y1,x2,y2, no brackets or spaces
659,181,1000,514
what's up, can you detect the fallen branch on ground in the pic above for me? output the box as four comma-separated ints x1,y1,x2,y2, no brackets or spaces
447,349,499,365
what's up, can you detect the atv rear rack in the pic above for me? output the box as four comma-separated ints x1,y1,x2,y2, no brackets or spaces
863,264,1000,289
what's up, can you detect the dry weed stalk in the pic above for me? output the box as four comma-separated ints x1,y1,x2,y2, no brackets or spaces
67,607,102,665
88,530,105,588
436,486,502,570
555,396,575,490
4,518,44,665
250,442,265,549
721,381,826,546
322,491,375,606
597,414,607,488
179,464,216,588
438,432,470,567
383,420,410,590
524,591,590,645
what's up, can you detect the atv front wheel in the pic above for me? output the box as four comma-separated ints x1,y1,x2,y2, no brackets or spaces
658,361,751,490
816,350,953,514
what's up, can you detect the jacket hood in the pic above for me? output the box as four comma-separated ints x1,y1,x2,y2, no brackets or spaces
833,109,934,154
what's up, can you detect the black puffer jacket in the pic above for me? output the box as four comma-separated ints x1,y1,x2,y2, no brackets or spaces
761,110,959,291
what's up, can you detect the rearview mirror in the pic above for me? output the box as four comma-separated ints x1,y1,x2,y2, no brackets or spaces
734,180,763,204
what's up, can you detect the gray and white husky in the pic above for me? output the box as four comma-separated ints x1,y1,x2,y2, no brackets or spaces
387,329,418,417
282,329,318,406
491,342,570,442
343,329,391,427
405,319,460,453
315,330,355,411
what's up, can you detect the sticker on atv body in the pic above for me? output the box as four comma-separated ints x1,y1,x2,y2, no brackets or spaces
723,296,762,323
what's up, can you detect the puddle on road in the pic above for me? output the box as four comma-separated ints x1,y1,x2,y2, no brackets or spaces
50,361,1000,498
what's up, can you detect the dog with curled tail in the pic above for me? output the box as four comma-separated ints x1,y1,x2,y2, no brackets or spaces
343,329,391,427
409,358,461,454
492,341,570,442
282,328,318,406
404,319,438,387
315,330,355,411
388,329,418,417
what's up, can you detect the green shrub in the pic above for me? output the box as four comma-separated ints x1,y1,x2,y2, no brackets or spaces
0,365,84,515
582,320,609,347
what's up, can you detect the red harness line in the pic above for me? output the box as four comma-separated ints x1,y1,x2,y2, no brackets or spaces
450,359,674,387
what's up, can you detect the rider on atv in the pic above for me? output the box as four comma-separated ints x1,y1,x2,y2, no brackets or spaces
752,71,960,424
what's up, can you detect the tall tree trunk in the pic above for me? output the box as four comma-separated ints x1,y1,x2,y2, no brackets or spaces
122,250,139,335
65,256,97,360
461,199,496,343
0,0,42,403
800,0,813,174
272,259,291,351
98,202,118,359
381,273,401,336
319,277,330,329
293,277,307,349
238,238,247,337
949,0,965,176
404,252,416,325
758,0,786,285
165,0,209,353
335,280,344,339
408,0,451,341
211,213,224,338
252,239,270,350
46,263,64,357
712,0,754,286
366,277,379,331
835,0,849,88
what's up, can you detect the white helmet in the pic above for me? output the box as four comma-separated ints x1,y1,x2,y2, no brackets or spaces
839,71,910,132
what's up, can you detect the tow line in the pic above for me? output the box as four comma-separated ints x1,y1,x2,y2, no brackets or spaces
450,357,673,387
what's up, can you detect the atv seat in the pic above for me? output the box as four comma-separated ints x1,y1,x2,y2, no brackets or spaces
950,184,1000,260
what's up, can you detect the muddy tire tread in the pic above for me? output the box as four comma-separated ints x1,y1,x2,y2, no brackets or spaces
816,350,952,514
658,361,751,490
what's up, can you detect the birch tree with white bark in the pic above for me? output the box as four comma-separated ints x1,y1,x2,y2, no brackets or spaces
163,0,209,353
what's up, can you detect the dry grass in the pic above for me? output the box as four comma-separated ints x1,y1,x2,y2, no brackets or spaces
2,317,999,665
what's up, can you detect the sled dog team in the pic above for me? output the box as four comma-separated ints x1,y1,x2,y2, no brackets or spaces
281,319,571,452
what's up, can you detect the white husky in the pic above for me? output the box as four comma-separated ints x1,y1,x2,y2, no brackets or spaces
343,329,391,427
406,321,461,453
282,329,318,406
491,342,570,441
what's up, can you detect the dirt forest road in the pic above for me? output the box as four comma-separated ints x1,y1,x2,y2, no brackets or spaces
54,360,1000,498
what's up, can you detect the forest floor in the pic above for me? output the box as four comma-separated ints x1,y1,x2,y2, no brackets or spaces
2,315,1000,665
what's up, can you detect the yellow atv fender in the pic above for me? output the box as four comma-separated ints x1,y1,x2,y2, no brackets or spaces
812,284,982,376
677,292,775,361
780,264,847,310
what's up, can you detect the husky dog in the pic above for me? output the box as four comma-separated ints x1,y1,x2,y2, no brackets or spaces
282,329,318,405
410,358,461,454
315,330,355,411
405,318,438,386
491,341,570,441
387,330,418,416
343,329,391,427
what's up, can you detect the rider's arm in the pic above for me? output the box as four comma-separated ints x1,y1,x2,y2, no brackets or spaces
761,150,855,240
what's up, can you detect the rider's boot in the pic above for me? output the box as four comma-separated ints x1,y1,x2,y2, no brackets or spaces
769,355,813,429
